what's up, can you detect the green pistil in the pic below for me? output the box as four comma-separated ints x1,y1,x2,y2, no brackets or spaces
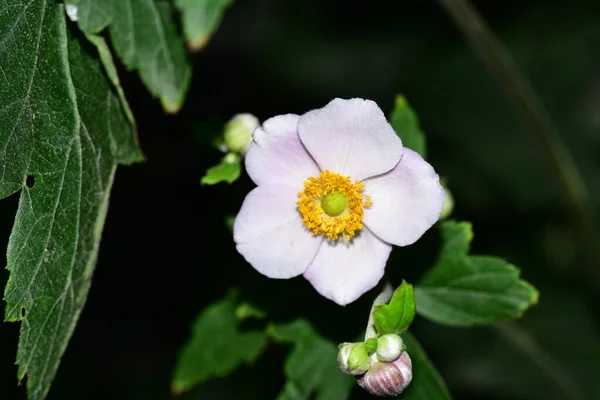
321,191,349,217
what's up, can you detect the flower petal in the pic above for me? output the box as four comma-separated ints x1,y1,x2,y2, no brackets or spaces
234,184,322,278
363,148,445,247
297,98,403,181
245,114,320,190
303,227,392,305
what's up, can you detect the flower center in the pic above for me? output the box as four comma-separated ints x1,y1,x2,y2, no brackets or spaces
297,170,372,241
321,191,348,217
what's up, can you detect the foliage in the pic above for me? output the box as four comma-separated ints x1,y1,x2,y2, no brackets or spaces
171,291,267,394
0,3,142,399
415,221,539,326
373,280,416,336
268,320,354,400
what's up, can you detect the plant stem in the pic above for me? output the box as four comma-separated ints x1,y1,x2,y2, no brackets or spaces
438,0,600,282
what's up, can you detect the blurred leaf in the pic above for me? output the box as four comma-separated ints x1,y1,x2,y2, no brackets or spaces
389,95,427,158
235,302,266,320
67,0,191,113
401,332,452,400
268,320,354,400
172,291,268,394
373,280,416,336
415,221,539,327
175,0,233,51
83,33,136,129
0,3,142,398
201,154,241,185
64,0,113,33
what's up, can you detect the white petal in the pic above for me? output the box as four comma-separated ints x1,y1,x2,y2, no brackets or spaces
363,148,445,246
303,227,392,305
298,98,403,181
234,184,322,278
245,114,320,190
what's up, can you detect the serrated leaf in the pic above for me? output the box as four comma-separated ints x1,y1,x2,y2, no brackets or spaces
171,292,268,394
175,0,233,51
0,3,142,399
269,320,354,400
401,332,452,400
201,155,241,185
415,221,539,327
389,95,427,158
373,280,416,336
66,0,191,113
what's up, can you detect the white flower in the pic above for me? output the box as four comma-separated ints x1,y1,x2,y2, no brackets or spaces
233,98,444,305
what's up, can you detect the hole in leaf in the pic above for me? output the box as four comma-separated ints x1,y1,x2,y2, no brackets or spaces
21,308,25,318
25,175,35,188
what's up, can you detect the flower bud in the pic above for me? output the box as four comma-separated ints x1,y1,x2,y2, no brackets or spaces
223,113,259,154
376,334,403,362
357,351,413,396
440,186,454,219
338,343,372,375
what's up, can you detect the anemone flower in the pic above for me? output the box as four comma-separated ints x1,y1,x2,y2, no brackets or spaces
233,98,444,305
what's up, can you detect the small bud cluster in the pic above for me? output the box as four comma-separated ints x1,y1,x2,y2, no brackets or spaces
338,334,412,396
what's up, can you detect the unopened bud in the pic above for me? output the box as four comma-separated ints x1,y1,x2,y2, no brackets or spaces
376,334,403,362
338,343,371,375
440,186,454,219
357,351,413,396
223,113,259,154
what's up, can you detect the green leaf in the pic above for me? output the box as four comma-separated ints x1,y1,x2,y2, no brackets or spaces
66,0,191,113
0,3,142,399
171,292,268,394
201,154,241,185
373,280,416,336
389,95,427,158
401,332,452,400
64,0,113,33
235,302,266,320
269,320,354,400
415,221,539,327
175,0,233,51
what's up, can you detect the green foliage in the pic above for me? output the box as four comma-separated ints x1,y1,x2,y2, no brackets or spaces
66,0,191,113
389,95,427,158
175,0,233,50
373,281,416,336
0,2,142,398
201,154,242,185
235,302,266,320
415,221,539,327
268,320,354,400
171,292,268,394
401,332,452,400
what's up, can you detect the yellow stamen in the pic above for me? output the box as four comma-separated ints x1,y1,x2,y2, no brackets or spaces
297,170,372,241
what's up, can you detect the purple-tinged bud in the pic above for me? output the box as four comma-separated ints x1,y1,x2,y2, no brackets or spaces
357,351,412,396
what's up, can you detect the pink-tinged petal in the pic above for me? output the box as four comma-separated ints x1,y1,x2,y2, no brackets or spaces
363,148,445,247
297,98,403,181
234,184,321,278
303,227,392,305
245,114,320,190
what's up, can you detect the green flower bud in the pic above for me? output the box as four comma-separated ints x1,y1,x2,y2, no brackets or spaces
223,113,259,154
440,186,454,219
376,334,403,362
338,343,372,375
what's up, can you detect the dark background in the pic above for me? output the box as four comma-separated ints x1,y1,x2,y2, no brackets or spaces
2,0,600,399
